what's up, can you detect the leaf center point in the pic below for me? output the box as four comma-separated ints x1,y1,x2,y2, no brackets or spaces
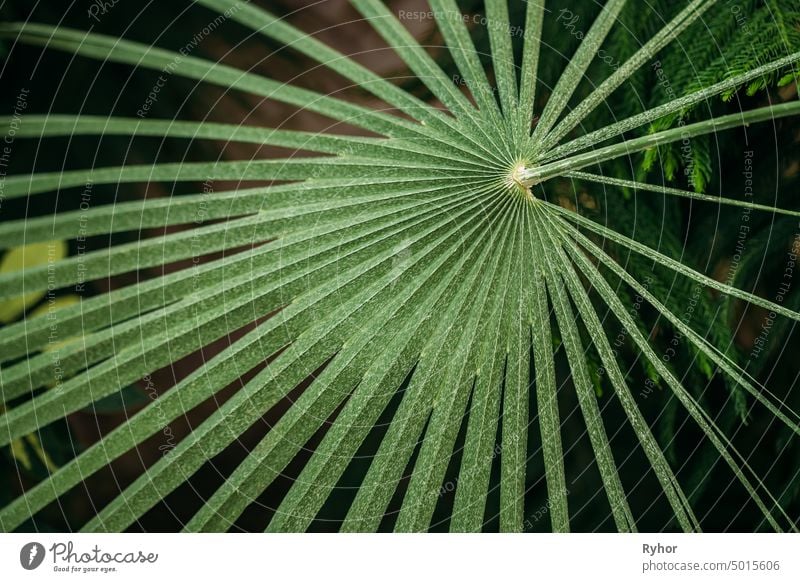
507,161,534,201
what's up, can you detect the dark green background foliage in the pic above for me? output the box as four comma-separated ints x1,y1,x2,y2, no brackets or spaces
0,0,799,532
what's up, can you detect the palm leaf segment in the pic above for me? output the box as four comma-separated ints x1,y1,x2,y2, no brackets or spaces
1,0,799,532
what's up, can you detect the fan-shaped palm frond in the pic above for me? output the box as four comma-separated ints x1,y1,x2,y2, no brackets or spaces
1,0,799,532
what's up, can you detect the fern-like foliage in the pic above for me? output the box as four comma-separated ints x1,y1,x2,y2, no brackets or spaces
0,0,799,532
